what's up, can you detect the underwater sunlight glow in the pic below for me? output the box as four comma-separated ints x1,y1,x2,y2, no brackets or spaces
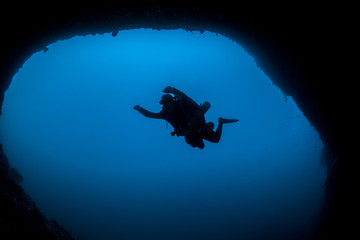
0,29,326,240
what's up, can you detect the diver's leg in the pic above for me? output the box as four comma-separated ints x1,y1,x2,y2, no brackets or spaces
185,134,205,149
215,118,238,140
213,121,224,143
202,121,222,143
203,118,238,143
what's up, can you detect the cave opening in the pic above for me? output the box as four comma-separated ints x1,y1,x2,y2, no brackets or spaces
0,29,326,240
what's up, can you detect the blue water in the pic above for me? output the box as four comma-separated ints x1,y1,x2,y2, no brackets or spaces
0,29,326,240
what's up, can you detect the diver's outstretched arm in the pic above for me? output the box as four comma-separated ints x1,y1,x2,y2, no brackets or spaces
133,105,164,119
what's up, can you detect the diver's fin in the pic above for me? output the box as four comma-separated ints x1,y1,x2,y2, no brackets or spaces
219,118,239,124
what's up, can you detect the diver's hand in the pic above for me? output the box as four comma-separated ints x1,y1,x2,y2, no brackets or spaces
133,105,143,112
162,86,174,93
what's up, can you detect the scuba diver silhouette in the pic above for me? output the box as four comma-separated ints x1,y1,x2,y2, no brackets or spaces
133,86,238,149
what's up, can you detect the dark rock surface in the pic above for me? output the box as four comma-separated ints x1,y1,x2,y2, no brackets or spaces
0,1,350,239
0,145,77,240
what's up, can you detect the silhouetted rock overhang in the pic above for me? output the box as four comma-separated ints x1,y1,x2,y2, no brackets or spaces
0,1,347,239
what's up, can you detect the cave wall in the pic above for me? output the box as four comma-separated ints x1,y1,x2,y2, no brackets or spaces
0,145,77,239
0,1,347,239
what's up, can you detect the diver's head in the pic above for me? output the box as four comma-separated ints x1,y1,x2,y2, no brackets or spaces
160,94,174,105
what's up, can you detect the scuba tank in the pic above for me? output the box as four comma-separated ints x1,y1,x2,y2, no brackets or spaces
199,101,211,114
